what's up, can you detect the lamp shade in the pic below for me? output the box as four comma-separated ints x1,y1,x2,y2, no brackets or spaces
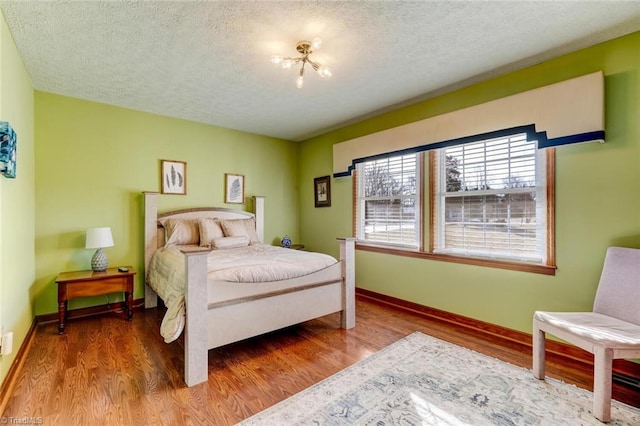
85,227,114,249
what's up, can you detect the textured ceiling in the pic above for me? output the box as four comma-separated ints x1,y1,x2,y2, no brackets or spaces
2,1,640,141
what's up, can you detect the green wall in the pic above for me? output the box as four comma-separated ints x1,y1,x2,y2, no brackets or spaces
0,10,35,386
34,93,299,315
299,31,640,334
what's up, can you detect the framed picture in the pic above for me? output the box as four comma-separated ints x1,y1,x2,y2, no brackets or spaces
314,175,331,207
0,121,17,179
225,173,245,204
161,160,187,195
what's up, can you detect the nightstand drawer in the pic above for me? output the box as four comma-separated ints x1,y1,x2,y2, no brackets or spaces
65,277,130,298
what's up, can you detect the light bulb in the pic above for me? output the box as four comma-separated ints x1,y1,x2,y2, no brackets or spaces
311,37,322,50
296,75,304,89
282,59,292,69
270,55,283,64
318,67,332,78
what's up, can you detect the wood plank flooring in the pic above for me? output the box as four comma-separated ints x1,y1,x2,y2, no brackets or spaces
0,297,622,425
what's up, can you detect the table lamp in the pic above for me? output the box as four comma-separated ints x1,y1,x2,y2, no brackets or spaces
85,227,114,271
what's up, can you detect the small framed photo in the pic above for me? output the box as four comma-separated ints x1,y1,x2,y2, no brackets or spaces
225,173,245,204
314,175,331,208
161,160,187,195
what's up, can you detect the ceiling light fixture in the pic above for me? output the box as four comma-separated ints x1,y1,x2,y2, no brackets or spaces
270,37,332,88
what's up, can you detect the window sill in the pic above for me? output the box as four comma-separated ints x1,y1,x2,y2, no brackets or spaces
356,243,557,276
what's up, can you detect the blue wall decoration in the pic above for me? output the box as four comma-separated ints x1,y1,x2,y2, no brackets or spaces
0,121,17,178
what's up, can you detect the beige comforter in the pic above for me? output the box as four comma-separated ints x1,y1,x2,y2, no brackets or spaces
147,243,338,342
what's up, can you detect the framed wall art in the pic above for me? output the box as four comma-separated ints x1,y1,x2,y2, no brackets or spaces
0,121,17,179
314,175,331,207
225,173,245,204
161,160,187,195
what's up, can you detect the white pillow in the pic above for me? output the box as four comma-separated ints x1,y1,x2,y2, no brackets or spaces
211,236,250,249
198,217,224,247
161,218,199,246
220,218,260,244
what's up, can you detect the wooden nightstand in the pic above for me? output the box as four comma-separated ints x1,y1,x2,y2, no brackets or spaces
55,266,136,334
288,244,305,250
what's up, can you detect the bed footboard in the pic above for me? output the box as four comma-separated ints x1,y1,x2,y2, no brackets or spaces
182,238,356,387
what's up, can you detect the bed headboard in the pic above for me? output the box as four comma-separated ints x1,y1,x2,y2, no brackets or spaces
143,192,265,277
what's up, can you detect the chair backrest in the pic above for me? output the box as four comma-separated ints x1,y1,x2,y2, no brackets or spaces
593,246,640,325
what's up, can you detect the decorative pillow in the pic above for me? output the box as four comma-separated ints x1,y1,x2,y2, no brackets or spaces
220,218,260,244
211,236,250,249
198,217,224,247
161,218,200,246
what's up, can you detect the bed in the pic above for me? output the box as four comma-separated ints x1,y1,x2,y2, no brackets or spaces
143,192,356,386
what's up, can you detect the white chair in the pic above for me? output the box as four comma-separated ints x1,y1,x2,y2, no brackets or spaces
533,246,640,422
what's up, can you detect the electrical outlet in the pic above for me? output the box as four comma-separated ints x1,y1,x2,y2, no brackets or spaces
1,332,13,356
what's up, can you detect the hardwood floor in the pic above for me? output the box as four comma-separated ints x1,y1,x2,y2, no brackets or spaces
1,296,631,425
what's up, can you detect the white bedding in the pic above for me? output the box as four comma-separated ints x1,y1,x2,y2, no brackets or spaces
147,243,338,342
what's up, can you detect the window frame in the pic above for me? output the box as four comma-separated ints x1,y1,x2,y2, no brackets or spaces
354,152,424,250
432,134,549,263
353,148,556,276
429,147,556,274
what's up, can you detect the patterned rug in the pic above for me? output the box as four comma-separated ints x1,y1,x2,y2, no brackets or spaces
239,332,640,425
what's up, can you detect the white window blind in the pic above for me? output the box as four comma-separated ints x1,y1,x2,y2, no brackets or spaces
434,133,547,263
357,154,419,247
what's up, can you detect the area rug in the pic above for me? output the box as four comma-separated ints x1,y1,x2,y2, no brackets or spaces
239,332,640,425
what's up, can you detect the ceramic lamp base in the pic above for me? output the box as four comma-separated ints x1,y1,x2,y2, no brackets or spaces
281,235,292,248
91,248,108,271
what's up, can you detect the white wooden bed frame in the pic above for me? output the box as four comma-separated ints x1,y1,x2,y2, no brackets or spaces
143,192,355,386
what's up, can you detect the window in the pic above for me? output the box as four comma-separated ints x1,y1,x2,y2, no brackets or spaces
352,131,555,274
356,153,421,248
432,132,550,264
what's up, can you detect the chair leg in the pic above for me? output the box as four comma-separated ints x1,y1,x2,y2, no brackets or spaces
593,346,613,423
532,320,546,379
